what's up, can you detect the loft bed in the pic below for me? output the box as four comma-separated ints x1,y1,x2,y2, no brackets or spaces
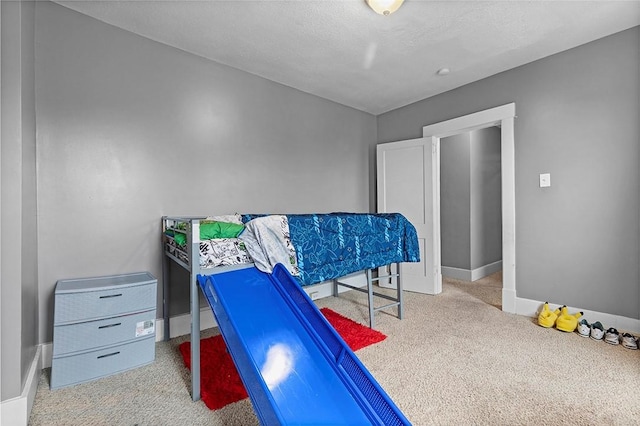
161,212,420,402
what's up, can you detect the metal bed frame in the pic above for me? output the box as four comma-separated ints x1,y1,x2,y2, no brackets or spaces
334,265,403,329
161,215,405,402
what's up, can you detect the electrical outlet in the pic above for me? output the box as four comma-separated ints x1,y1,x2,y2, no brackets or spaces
310,291,319,300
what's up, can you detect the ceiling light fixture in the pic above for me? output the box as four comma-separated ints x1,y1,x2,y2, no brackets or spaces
366,0,404,16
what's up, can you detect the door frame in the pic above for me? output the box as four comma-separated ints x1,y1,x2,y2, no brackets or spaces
423,103,516,313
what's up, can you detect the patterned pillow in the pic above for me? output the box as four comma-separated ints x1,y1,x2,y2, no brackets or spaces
199,238,253,268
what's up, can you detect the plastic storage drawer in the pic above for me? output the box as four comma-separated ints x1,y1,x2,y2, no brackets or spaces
51,272,157,390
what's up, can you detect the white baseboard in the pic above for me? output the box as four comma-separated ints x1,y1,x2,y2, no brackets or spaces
502,287,517,314
305,272,367,300
1,345,42,426
156,307,218,341
441,266,471,281
439,267,638,334
157,278,359,339
442,260,503,282
471,261,503,281
514,297,640,334
38,283,639,391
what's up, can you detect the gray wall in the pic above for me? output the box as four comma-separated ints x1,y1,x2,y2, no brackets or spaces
441,127,502,273
469,127,501,270
1,0,38,401
440,133,471,269
378,27,640,319
34,2,376,343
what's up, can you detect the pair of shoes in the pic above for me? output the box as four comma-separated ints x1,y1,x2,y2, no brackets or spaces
537,303,584,332
605,327,620,345
556,306,583,332
590,321,605,340
538,302,561,328
576,318,591,337
620,333,639,350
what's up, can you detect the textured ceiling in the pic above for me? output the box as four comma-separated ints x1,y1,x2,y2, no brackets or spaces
54,1,640,115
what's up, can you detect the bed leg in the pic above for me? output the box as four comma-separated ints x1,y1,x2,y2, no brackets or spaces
396,262,404,320
162,251,170,342
366,269,375,328
191,273,201,401
161,217,171,342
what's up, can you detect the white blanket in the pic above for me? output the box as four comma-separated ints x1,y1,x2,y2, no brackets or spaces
239,215,300,276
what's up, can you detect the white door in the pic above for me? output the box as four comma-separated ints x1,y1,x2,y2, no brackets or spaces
377,137,442,295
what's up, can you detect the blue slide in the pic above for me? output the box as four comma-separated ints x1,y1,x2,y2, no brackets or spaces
197,264,411,426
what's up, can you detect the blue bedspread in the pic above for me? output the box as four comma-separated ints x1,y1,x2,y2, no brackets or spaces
243,213,420,285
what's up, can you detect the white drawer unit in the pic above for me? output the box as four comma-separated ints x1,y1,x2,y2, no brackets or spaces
51,272,157,390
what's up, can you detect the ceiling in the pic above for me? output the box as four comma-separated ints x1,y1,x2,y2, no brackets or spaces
54,0,640,115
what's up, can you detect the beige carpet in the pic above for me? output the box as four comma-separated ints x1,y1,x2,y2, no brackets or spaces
30,272,640,425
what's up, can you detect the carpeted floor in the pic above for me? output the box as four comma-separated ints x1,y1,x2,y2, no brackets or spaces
29,272,640,425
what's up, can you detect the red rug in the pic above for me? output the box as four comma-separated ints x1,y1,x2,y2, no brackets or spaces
179,307,386,410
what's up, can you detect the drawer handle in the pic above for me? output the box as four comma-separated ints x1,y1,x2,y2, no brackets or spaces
98,322,121,329
97,351,120,359
99,293,122,299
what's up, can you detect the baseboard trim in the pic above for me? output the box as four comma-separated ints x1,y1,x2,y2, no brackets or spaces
515,297,640,334
156,280,354,339
159,307,218,341
1,345,42,426
471,261,502,281
38,288,639,388
502,287,517,314
441,266,471,281
305,272,367,300
442,260,503,282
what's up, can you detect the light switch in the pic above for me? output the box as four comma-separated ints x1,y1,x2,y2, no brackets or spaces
539,173,551,188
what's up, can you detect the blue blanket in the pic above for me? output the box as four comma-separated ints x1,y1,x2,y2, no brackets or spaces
243,213,420,285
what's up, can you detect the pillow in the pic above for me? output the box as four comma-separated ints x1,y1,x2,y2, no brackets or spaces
172,221,244,246
199,239,253,268
173,232,187,247
200,221,244,240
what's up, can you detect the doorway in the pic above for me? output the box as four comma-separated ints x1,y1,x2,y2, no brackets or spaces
423,103,516,313
440,127,503,308
440,128,503,281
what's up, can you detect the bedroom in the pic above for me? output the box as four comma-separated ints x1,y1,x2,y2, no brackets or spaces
2,0,639,424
